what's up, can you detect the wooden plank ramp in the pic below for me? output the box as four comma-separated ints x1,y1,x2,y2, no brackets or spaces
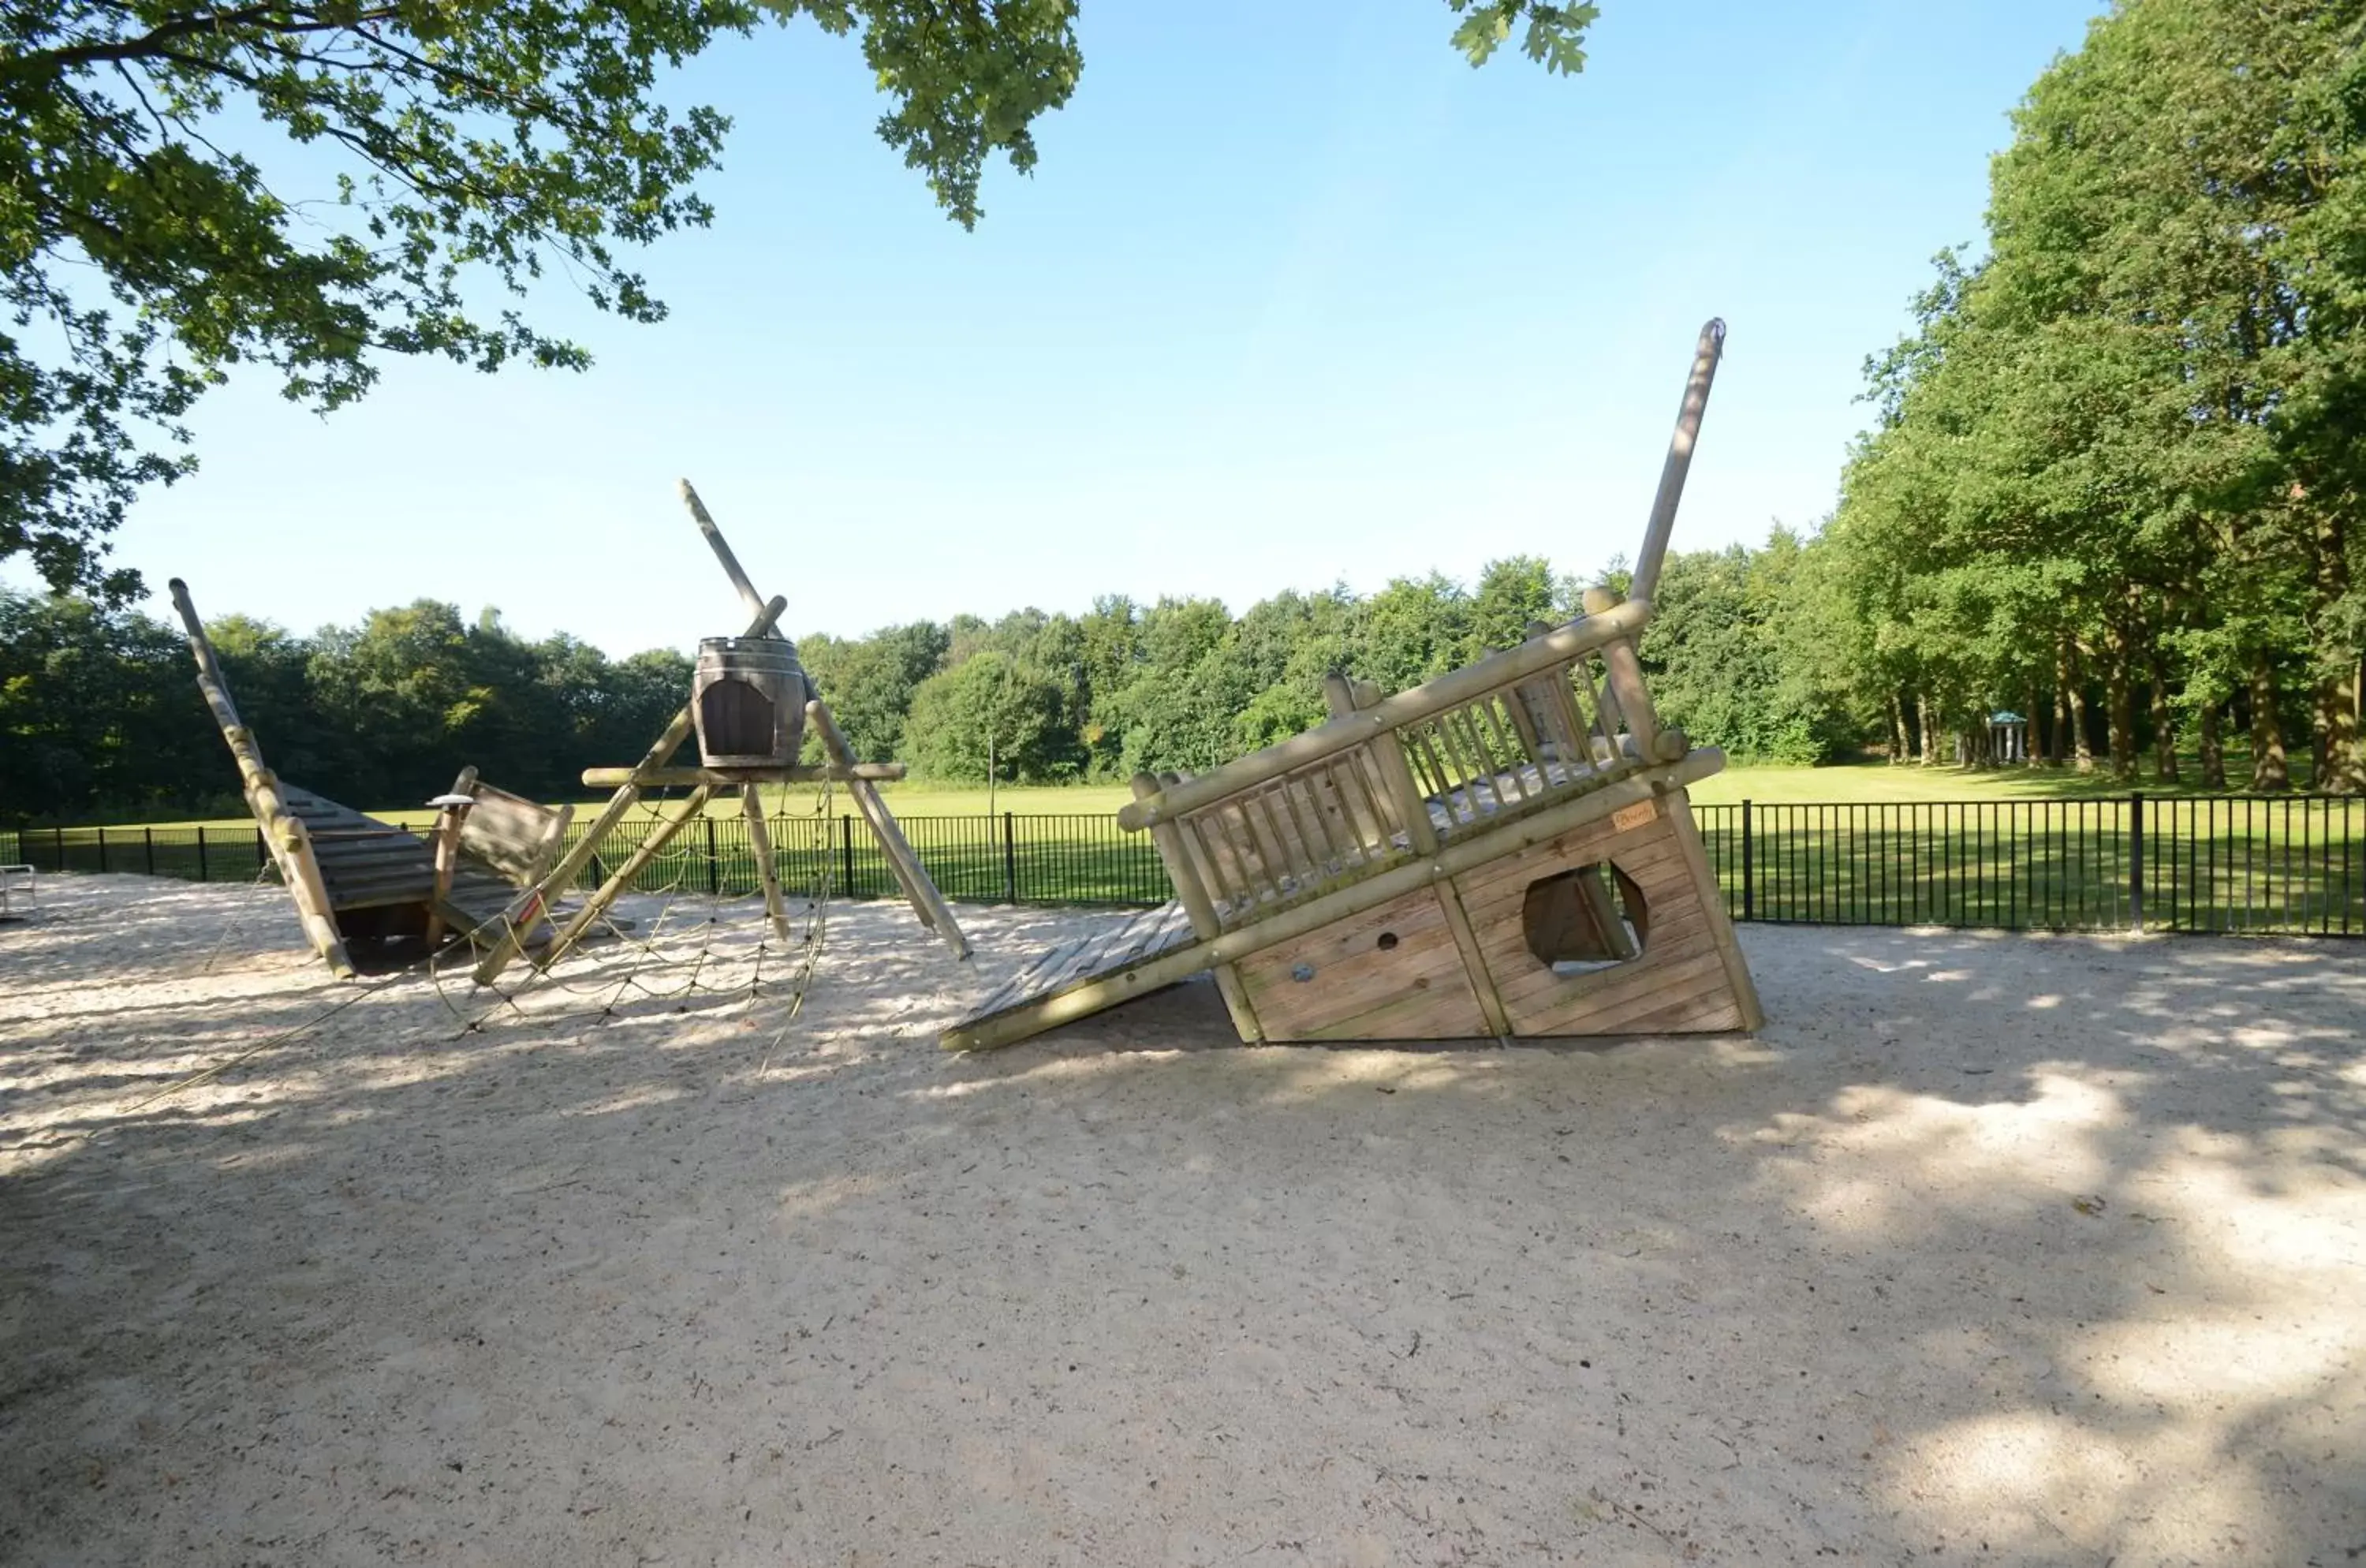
944,901,1198,1047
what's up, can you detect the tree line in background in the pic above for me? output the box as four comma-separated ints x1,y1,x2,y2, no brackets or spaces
1,540,1857,819
6,0,2363,819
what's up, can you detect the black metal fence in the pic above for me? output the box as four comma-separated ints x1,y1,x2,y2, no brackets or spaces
0,812,1173,909
1690,794,2365,936
6,793,2363,937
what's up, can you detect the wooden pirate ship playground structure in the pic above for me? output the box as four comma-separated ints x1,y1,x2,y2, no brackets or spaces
943,320,1763,1050
172,483,968,983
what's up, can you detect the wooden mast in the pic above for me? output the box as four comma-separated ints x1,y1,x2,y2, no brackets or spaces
678,479,970,961
168,578,356,978
1627,318,1726,607
471,592,788,984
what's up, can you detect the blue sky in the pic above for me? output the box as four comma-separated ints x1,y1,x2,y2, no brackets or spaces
37,0,2107,655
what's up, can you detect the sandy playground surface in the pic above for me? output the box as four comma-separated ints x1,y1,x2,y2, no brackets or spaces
1,872,2362,1566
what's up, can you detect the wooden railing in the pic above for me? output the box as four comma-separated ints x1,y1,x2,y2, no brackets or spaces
1121,595,1695,928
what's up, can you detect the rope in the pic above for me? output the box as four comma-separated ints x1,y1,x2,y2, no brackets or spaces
101,782,853,1143
196,857,291,975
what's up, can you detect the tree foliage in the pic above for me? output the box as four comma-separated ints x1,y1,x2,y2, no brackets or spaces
0,0,1592,596
1820,0,2366,790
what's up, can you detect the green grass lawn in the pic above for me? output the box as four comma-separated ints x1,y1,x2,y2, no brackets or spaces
18,756,2341,834
16,756,2359,933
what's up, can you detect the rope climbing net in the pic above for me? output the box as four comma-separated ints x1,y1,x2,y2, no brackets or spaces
426,781,842,1041
109,786,849,1139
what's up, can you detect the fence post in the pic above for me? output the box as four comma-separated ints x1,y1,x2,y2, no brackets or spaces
1740,799,1755,922
95,826,108,874
705,816,721,895
144,825,155,876
1002,811,1017,903
2129,791,2145,934
197,824,209,881
840,815,856,895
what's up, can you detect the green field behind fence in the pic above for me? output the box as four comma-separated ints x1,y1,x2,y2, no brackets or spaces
8,790,2362,938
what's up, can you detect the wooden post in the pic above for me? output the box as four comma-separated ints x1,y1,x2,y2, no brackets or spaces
680,479,768,621
1580,589,1683,765
1629,318,1726,606
168,578,354,978
741,783,793,943
1133,771,1264,1043
424,765,480,950
472,594,787,984
808,699,971,960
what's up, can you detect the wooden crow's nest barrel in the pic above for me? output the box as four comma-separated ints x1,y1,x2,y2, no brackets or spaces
692,637,807,767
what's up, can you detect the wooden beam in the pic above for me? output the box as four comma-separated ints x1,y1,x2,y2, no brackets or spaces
808,699,972,961
1662,791,1764,1031
169,578,354,978
946,749,1726,1050
472,594,787,985
741,783,793,945
579,762,905,790
423,764,479,950
680,479,770,623
1629,319,1726,606
532,785,717,973
1120,598,1651,831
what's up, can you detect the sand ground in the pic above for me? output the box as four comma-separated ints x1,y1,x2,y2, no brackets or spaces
2,873,2362,1566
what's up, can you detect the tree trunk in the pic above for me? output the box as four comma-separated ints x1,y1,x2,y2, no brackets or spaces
2319,658,2364,793
2026,686,2043,767
2063,642,2095,773
2248,648,2289,792
2198,700,2226,790
1917,693,1937,766
1888,692,1910,765
2147,651,2179,784
2313,508,2364,793
2050,651,2072,764
2103,623,2138,779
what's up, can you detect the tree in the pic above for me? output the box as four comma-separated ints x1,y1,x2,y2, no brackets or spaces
799,620,949,761
1,1,1596,597
1820,0,2366,792
901,648,1069,784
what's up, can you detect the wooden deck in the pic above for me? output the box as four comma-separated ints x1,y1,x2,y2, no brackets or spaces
948,901,1198,1040
282,786,518,930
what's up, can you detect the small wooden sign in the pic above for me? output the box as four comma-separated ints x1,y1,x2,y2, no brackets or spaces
1610,800,1659,834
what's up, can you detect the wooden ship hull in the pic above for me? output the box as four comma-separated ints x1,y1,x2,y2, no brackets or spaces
945,319,1761,1051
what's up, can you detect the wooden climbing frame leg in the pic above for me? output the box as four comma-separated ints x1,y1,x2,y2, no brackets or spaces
808,700,971,961
741,783,793,944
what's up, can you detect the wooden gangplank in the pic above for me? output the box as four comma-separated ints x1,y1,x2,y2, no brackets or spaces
942,901,1199,1050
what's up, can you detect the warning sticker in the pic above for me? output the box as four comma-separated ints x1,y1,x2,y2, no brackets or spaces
1610,801,1658,834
